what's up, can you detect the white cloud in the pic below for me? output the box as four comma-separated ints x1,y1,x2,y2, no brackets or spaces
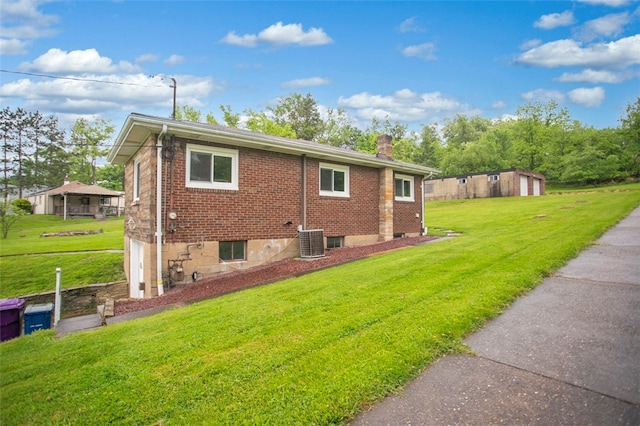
492,100,507,109
0,38,29,55
221,22,333,48
401,43,437,60
534,11,575,29
515,34,640,68
0,73,221,117
0,0,59,48
398,17,425,33
19,48,141,74
555,68,627,83
521,89,566,103
575,12,631,41
520,39,542,50
136,54,158,64
281,77,330,89
577,0,632,6
337,89,478,124
164,54,185,66
568,86,606,106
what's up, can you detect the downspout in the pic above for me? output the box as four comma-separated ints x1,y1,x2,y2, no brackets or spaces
421,178,426,235
301,155,307,230
156,125,168,296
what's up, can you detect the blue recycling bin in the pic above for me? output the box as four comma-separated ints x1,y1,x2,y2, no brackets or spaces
24,303,54,335
0,298,25,342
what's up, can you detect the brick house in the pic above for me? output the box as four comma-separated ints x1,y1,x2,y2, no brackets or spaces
108,113,438,298
423,168,545,201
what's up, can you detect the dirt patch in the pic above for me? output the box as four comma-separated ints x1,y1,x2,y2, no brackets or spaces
115,235,438,316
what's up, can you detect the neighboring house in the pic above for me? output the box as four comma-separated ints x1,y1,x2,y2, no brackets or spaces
27,180,125,218
108,113,439,299
423,168,545,201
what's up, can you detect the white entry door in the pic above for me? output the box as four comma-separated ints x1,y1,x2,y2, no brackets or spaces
129,239,144,298
520,175,529,196
533,178,541,196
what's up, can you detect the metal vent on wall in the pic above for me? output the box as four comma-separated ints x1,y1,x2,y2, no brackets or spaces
299,229,325,258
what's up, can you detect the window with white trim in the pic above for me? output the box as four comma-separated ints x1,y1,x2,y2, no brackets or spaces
319,163,349,197
133,157,141,201
186,144,238,190
394,174,414,201
488,174,499,182
457,178,467,185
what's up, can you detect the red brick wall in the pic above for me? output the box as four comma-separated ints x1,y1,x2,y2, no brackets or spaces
305,158,380,237
166,139,302,242
393,175,423,234
128,136,424,243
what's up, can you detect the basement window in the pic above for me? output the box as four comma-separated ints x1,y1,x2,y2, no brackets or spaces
219,241,246,262
326,236,344,249
186,144,238,190
395,174,414,201
319,163,349,197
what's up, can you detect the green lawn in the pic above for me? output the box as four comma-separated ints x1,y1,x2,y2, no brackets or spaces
0,216,125,298
1,189,639,425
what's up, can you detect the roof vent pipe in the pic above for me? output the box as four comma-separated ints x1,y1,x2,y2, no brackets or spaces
156,124,168,296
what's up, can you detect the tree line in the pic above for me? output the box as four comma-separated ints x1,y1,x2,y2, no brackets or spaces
2,95,639,199
1,107,122,200
180,94,640,186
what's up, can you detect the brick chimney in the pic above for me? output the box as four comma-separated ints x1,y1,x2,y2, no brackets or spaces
376,134,393,160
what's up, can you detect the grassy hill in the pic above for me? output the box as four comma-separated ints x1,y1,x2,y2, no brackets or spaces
1,187,639,424
0,216,125,298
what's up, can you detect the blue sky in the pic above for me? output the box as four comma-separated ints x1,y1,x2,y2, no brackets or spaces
1,0,639,134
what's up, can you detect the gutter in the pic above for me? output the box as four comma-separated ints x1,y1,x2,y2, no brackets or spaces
156,124,168,296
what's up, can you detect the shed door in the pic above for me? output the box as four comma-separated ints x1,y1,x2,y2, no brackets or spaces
129,239,144,298
533,178,541,196
520,175,529,196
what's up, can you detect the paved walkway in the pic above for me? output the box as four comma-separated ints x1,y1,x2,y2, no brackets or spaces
352,207,640,425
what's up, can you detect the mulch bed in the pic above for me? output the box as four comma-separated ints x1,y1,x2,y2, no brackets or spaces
114,235,438,316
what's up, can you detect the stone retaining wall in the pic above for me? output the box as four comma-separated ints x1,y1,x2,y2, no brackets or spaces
20,281,128,318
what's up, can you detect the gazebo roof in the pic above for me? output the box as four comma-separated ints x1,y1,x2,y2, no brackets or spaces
47,181,122,197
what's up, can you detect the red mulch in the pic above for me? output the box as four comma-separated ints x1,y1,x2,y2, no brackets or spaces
114,235,438,316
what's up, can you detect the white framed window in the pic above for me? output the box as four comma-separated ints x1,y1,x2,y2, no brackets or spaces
488,174,499,182
133,157,141,202
186,144,238,190
394,174,414,201
319,163,349,197
457,178,467,185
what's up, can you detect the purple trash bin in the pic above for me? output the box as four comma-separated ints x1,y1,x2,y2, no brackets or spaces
0,298,25,342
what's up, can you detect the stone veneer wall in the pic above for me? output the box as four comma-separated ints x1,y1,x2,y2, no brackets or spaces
19,281,129,318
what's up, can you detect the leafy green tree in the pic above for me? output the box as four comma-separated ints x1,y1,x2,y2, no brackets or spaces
415,124,442,168
269,93,323,141
244,109,296,138
12,198,31,213
619,97,640,177
220,105,240,128
314,108,358,149
0,200,25,239
96,164,125,191
69,118,114,185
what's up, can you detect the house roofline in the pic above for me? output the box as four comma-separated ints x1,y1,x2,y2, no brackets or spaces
424,168,545,181
108,113,440,177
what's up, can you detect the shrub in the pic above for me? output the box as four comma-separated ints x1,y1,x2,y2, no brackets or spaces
11,198,31,214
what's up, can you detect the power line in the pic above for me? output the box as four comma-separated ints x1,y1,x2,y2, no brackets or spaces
0,69,164,88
